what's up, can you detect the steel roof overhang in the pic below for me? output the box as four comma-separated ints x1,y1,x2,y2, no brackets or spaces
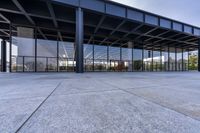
0,0,199,50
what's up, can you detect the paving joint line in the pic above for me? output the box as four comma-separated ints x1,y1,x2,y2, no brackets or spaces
101,80,200,122
51,89,120,96
15,80,63,133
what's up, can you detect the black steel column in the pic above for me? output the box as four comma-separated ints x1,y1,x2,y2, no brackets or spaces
1,39,7,72
75,7,84,73
198,39,200,72
142,43,144,71
160,44,162,71
151,46,154,71
182,48,184,71
92,41,94,72
57,35,59,72
35,28,37,72
9,24,12,72
175,47,177,71
168,45,170,71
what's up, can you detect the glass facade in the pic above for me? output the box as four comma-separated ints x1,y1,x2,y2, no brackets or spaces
109,46,120,71
169,47,176,71
153,49,161,71
177,48,183,71
10,25,75,72
11,26,36,72
9,25,195,73
84,44,93,71
121,47,132,72
162,47,169,71
189,50,198,71
94,45,108,71
133,46,143,71
183,49,189,71
37,39,57,72
59,41,75,72
143,48,152,71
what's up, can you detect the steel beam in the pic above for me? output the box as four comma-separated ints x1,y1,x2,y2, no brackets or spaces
88,15,106,44
75,8,84,73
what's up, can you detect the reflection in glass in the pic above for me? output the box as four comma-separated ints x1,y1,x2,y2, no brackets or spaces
109,46,120,71
169,47,176,71
133,47,142,71
183,49,188,71
143,49,152,71
11,26,35,72
94,45,108,71
59,41,75,72
189,50,198,70
153,49,161,71
177,48,183,71
121,47,132,72
161,47,168,71
84,44,93,71
37,39,57,72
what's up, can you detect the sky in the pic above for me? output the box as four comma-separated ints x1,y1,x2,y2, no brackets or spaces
111,0,200,27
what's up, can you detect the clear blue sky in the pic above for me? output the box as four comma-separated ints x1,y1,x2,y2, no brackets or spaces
112,0,200,27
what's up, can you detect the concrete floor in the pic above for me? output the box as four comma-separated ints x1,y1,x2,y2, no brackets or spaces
0,72,200,133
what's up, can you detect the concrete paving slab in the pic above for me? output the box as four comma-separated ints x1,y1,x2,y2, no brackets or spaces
0,72,200,133
53,78,118,95
0,97,45,133
18,90,200,133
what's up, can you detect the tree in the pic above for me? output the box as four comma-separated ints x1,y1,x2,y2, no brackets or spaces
189,54,198,70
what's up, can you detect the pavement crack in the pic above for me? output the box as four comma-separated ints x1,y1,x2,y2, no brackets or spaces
15,81,63,133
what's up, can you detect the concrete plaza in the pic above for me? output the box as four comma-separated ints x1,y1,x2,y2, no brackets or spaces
0,72,200,133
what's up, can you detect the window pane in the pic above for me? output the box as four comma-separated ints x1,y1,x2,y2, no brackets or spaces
133,46,142,71
59,41,75,72
161,47,169,71
11,26,35,72
177,48,183,71
169,47,175,71
37,39,57,72
109,46,120,71
153,49,161,71
94,45,107,71
84,44,93,71
122,47,132,71
189,50,198,70
143,48,152,71
183,50,188,71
